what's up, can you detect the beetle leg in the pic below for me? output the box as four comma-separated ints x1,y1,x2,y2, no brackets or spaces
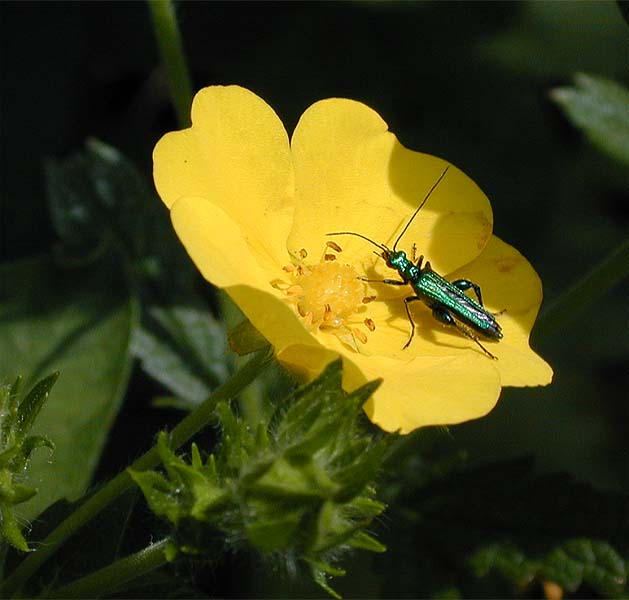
359,277,406,286
450,278,484,306
431,307,497,360
402,296,422,349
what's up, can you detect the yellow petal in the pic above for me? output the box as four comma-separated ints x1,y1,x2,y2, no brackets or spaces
345,351,502,433
170,196,319,353
448,235,553,386
154,85,294,271
276,343,340,383
288,98,492,274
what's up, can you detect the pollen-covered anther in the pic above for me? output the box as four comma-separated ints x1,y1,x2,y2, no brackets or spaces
324,253,336,261
364,318,376,332
299,248,308,259
286,285,303,296
323,303,333,322
362,295,376,304
352,328,368,344
326,240,343,253
270,278,290,290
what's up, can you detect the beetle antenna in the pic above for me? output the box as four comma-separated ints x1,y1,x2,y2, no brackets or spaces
327,231,389,253
393,165,450,251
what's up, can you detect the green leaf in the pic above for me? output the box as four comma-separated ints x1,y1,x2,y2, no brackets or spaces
0,256,136,520
550,73,629,164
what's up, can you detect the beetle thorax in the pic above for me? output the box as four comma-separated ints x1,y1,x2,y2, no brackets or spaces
388,251,410,271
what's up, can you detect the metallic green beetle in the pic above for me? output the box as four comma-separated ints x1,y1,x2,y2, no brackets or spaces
328,166,503,359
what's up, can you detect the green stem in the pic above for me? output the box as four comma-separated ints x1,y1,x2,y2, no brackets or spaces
49,538,169,598
535,238,629,337
0,348,273,597
148,0,193,128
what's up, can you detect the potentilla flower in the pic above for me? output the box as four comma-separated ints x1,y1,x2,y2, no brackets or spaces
153,85,552,433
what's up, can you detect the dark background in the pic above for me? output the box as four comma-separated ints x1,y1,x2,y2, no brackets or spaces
2,2,628,597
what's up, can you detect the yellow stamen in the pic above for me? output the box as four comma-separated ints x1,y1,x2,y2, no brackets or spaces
352,328,368,344
286,285,303,296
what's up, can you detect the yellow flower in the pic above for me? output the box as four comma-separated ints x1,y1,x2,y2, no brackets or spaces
153,85,552,434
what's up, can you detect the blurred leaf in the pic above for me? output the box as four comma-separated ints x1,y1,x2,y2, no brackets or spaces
381,457,629,598
45,138,229,407
477,2,629,77
471,539,627,598
551,73,629,165
45,138,153,263
132,302,227,406
0,256,136,520
616,1,629,26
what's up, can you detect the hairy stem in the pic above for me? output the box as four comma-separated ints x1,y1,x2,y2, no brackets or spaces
148,0,194,128
49,538,170,598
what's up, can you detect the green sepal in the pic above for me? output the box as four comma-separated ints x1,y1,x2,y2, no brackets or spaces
250,455,337,501
307,558,346,599
0,377,22,448
129,469,185,525
347,531,387,553
0,504,30,552
15,372,59,442
307,496,386,555
272,360,344,445
0,373,59,550
244,500,306,553
132,360,386,598
0,482,38,505
164,462,229,521
227,319,270,356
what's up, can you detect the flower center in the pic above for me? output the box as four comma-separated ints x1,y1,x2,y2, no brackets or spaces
273,243,377,348
296,261,364,328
